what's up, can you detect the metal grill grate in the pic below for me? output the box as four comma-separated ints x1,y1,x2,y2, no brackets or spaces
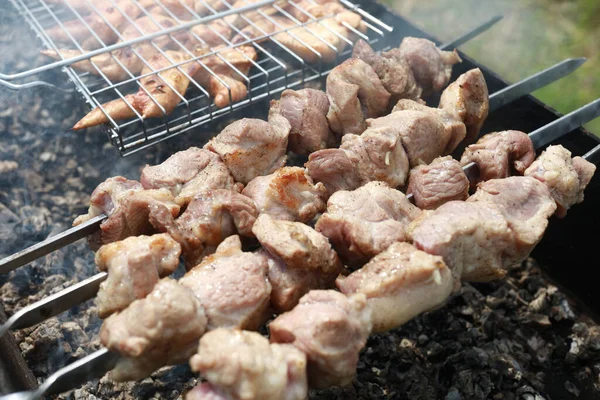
1,0,391,156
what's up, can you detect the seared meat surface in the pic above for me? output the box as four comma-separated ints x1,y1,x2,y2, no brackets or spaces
269,290,372,389
242,167,326,223
204,116,290,184
305,148,363,198
149,190,257,268
315,182,421,267
189,328,308,400
337,242,454,333
95,234,181,318
525,144,597,217
100,278,207,381
269,88,336,155
407,156,470,209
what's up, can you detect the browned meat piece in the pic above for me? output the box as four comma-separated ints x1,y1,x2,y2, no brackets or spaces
149,190,258,268
95,234,181,318
270,290,372,389
179,236,272,330
190,19,234,47
399,37,461,95
525,145,597,217
269,88,336,155
305,148,363,198
337,242,454,332
326,58,391,137
439,68,489,144
73,176,180,250
189,328,308,400
139,0,195,19
407,156,470,209
252,214,342,274
100,278,207,381
193,0,231,16
224,0,284,29
140,147,240,206
367,110,457,166
460,130,536,186
204,116,290,184
231,16,295,44
315,181,421,267
242,167,326,223
352,39,422,101
45,0,114,14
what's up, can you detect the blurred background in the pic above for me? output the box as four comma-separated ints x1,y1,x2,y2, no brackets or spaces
383,0,600,136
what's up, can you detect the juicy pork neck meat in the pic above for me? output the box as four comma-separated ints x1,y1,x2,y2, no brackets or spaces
149,189,258,268
460,130,536,186
409,176,557,282
140,147,240,206
337,242,454,333
242,167,326,223
315,182,421,268
95,233,181,318
179,235,272,331
204,116,291,185
326,58,391,137
398,37,462,95
100,278,208,381
269,88,336,155
305,148,363,198
73,176,180,250
269,290,372,390
189,328,308,400
352,39,422,102
407,155,470,210
525,144,597,217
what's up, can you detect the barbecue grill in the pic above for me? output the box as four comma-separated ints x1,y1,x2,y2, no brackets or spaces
1,1,600,399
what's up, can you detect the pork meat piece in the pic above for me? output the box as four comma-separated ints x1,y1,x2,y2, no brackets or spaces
252,214,342,274
438,68,489,144
269,88,336,155
407,156,470,209
242,167,326,223
352,39,422,101
460,130,536,186
398,37,461,95
524,145,597,217
179,236,272,331
326,58,391,137
140,147,240,205
305,148,363,198
186,383,232,400
269,290,372,389
149,189,258,268
100,278,207,381
73,177,180,250
204,116,290,184
337,242,454,332
95,234,181,318
189,328,308,400
392,98,467,155
468,176,557,265
315,181,421,268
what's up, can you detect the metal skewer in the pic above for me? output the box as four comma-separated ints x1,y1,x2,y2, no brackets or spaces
439,15,503,50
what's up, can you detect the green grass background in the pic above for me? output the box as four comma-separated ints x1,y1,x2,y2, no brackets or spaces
383,0,600,135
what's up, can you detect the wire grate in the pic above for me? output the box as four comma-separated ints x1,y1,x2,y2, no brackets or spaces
2,0,392,156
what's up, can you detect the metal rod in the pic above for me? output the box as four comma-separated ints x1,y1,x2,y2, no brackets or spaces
583,143,600,164
439,15,503,50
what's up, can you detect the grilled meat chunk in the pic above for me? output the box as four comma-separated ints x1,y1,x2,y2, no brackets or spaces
186,383,232,400
140,147,240,206
525,145,597,217
337,242,454,332
269,290,372,389
460,130,536,186
95,234,181,318
205,116,290,185
73,176,180,250
269,88,336,155
315,182,421,268
305,148,363,198
100,278,207,381
179,236,272,331
242,167,326,223
326,58,391,137
189,328,308,400
407,156,470,209
149,189,258,268
398,37,461,95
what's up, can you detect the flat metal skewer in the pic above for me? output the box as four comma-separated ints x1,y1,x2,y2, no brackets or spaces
439,15,503,50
